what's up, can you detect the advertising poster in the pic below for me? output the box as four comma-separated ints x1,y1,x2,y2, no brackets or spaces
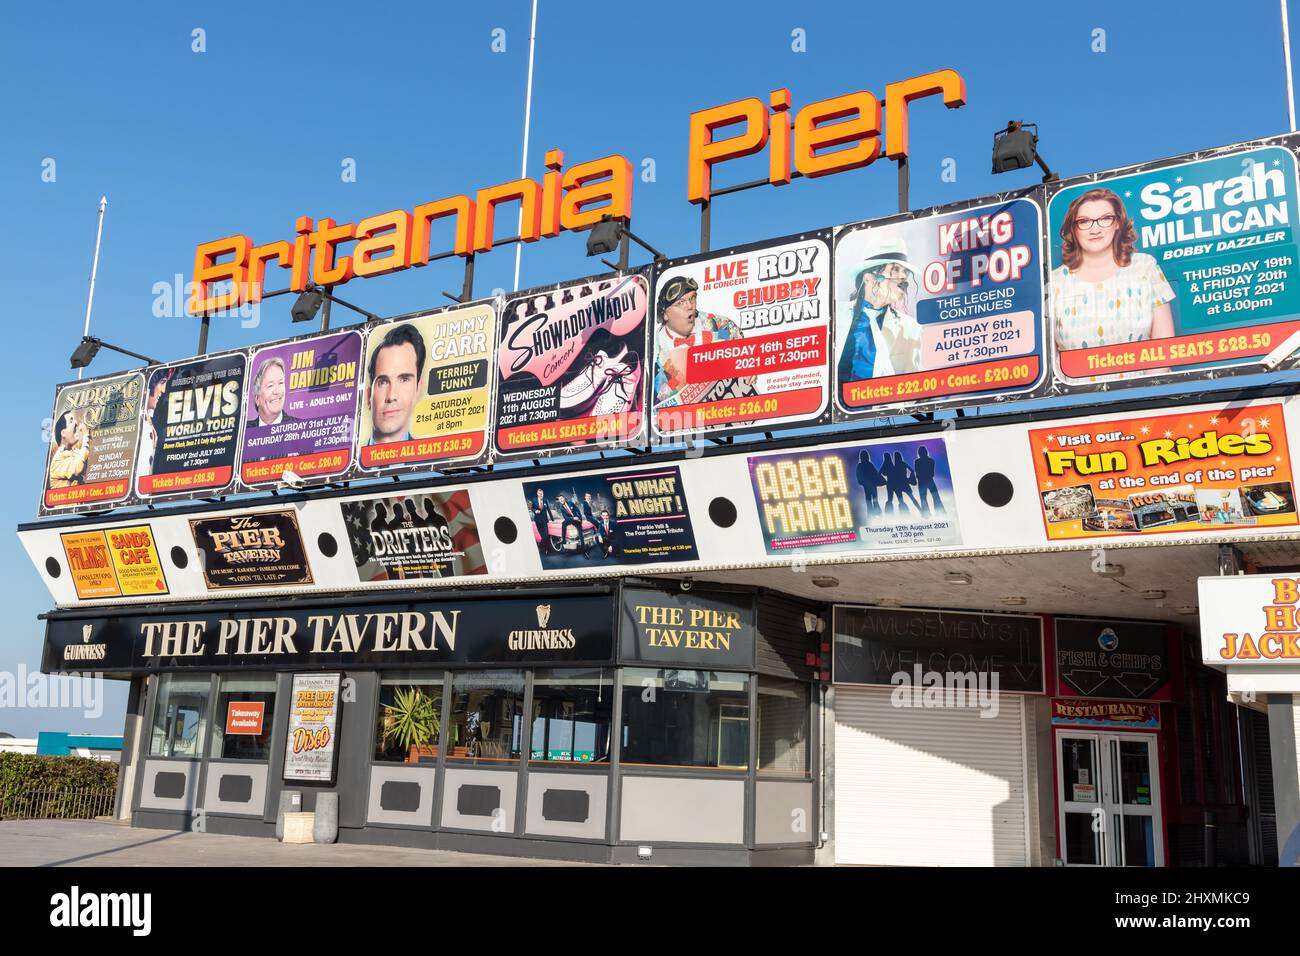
340,489,487,582
833,197,1045,415
136,352,245,499
523,466,698,570
1047,141,1300,385
1030,402,1296,540
283,673,341,783
357,303,494,472
41,371,144,513
747,437,963,555
494,274,649,455
240,330,362,488
1054,618,1172,701
189,509,314,589
1199,572,1300,663
651,234,831,437
61,525,168,600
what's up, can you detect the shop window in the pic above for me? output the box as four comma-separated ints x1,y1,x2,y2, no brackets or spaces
757,677,810,776
448,670,524,763
149,674,211,758
530,668,613,764
620,669,750,770
375,673,445,763
209,675,276,761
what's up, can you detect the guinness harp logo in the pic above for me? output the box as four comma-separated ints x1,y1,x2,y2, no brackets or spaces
536,604,552,628
82,624,93,643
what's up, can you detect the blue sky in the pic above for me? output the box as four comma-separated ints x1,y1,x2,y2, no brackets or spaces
0,0,1295,736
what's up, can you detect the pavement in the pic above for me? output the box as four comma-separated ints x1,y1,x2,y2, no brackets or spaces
0,819,598,866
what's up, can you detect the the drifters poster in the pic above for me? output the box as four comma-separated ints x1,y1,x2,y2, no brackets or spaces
494,274,649,455
241,330,362,488
136,352,245,500
357,303,494,472
1047,141,1300,385
1030,403,1297,539
747,438,963,554
42,371,145,513
652,235,831,438
189,509,314,589
833,197,1045,415
523,466,699,570
340,490,487,582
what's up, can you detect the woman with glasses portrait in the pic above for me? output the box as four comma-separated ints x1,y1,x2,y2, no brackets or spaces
1051,187,1175,359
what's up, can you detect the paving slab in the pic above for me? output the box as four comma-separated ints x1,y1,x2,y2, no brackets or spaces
0,819,600,866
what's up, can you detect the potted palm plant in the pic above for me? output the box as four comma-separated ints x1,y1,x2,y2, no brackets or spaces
381,687,441,763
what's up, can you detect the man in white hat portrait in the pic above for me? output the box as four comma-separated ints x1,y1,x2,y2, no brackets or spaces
836,237,923,382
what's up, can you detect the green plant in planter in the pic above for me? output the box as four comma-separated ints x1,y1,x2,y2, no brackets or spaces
382,687,440,755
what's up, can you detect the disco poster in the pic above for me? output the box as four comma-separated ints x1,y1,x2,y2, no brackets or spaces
523,467,698,570
357,303,494,472
833,197,1045,415
651,234,831,438
494,274,648,456
340,489,488,582
136,351,245,500
240,330,362,488
747,438,963,554
41,371,144,514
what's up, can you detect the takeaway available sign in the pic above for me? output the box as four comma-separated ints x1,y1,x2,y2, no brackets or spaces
1200,574,1300,663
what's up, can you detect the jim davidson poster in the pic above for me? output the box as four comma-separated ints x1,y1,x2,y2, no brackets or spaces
651,235,831,438
494,274,649,456
136,351,246,500
1047,140,1300,385
833,197,1046,415
41,371,145,514
240,330,362,488
747,438,963,555
340,490,487,582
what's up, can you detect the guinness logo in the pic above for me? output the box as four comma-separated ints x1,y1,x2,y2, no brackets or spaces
509,605,574,651
82,624,93,643
65,624,107,663
536,604,552,628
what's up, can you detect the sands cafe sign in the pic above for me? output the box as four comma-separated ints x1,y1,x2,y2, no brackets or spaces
188,70,965,315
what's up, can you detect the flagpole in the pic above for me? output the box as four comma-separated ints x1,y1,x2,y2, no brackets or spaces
1285,0,1297,131
512,0,538,292
78,195,108,380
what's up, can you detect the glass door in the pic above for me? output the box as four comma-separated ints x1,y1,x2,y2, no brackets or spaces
1056,731,1163,866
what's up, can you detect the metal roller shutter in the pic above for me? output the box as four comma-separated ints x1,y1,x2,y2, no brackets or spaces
834,686,1030,866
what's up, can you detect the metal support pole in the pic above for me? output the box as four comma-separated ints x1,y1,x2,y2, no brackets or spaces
197,314,210,355
897,156,909,214
699,199,711,253
461,254,476,302
320,287,332,332
618,232,630,273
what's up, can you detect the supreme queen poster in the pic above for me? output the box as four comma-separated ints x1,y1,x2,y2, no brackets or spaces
651,233,831,439
493,274,649,456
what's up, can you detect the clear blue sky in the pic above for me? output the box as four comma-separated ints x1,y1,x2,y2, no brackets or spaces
0,0,1294,736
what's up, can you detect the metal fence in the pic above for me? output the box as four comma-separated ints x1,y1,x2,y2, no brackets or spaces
0,787,116,821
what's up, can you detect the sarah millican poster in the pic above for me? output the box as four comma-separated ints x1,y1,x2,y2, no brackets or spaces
1047,142,1300,384
136,352,245,499
240,330,362,488
357,303,494,472
524,467,699,570
1030,403,1296,539
42,371,144,513
652,236,830,438
747,438,963,554
189,509,314,589
494,274,648,455
341,490,487,581
833,197,1045,415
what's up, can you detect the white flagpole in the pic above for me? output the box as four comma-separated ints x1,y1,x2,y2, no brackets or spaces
1285,0,1297,131
78,195,107,380
512,0,538,292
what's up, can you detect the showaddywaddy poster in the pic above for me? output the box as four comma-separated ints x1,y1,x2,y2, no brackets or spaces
494,274,648,455
747,438,963,555
357,303,494,472
136,352,245,499
240,330,362,488
1047,141,1300,385
42,371,145,514
833,197,1045,414
651,235,831,438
